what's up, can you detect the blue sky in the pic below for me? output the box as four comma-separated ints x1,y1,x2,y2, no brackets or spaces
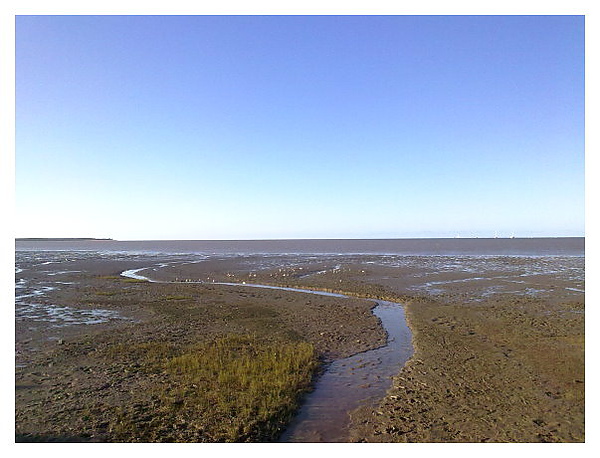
15,15,584,240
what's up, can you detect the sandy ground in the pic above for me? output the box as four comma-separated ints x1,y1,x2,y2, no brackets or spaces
348,294,584,442
15,252,584,442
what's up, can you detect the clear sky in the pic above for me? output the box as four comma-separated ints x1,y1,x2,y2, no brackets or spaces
15,15,584,240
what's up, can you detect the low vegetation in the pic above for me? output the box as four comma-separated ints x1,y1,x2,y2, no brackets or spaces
108,335,319,442
17,272,386,442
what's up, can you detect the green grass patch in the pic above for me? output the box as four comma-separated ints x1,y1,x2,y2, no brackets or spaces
108,335,319,442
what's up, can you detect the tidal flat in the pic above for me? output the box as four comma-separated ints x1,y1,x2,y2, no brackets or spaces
15,250,584,442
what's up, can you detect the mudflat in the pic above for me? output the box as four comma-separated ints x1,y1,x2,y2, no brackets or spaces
15,251,584,442
348,295,584,442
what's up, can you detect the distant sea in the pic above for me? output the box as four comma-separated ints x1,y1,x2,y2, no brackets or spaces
14,238,584,257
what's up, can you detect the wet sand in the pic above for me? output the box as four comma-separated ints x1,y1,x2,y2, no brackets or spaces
348,294,584,442
15,251,584,442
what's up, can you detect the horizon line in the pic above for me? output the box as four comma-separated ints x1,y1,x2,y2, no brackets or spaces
15,235,585,242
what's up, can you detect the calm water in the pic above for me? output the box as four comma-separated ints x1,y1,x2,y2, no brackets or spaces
278,299,412,442
16,237,585,256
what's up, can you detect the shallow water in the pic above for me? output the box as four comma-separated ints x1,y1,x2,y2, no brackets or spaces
16,237,584,256
14,253,133,330
278,299,412,442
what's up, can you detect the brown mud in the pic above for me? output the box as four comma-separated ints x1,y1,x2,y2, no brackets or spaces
15,253,584,442
15,257,385,442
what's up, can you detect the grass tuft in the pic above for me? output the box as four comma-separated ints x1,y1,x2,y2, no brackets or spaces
108,335,319,442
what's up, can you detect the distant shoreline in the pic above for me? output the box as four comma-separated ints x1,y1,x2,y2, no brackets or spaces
15,238,114,242
15,236,583,242
15,237,584,257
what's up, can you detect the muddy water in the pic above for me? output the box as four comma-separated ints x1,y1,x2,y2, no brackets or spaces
212,286,413,442
221,284,413,442
205,282,413,441
278,299,412,442
120,269,413,443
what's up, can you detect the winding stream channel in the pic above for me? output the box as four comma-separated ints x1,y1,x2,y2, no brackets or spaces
121,267,413,442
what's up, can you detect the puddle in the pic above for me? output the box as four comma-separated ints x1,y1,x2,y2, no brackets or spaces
16,301,128,326
15,275,129,327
